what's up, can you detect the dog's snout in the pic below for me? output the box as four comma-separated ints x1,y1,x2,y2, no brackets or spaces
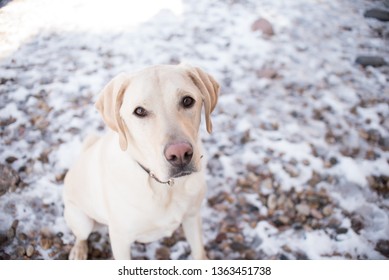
164,142,193,168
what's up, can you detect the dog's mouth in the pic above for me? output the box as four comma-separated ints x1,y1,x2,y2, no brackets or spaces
169,164,196,179
172,170,193,178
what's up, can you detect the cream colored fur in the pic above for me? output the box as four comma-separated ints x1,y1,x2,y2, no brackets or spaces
63,64,219,260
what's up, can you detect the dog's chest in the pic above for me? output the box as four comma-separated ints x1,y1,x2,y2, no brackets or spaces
135,195,190,243
136,217,181,243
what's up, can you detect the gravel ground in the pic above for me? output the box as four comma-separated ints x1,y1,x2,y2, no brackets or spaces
0,0,388,260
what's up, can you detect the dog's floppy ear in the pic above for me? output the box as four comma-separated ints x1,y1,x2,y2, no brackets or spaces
95,73,130,151
185,65,220,133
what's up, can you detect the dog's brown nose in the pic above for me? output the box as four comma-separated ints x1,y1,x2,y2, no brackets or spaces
164,142,193,168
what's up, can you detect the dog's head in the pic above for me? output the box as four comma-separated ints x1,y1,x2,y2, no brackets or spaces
95,64,219,181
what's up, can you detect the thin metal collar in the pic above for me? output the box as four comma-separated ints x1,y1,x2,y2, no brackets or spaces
137,163,174,187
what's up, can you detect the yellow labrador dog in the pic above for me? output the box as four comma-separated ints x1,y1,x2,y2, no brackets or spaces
63,64,219,260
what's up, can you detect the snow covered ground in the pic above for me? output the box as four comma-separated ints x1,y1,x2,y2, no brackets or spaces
0,0,388,259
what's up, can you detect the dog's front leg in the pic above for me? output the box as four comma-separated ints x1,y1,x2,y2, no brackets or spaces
109,226,132,260
182,213,207,260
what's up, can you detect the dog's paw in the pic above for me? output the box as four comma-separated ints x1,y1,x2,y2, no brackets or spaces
69,240,88,260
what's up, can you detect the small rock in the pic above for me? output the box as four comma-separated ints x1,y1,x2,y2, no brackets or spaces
0,116,16,126
329,157,338,166
244,250,257,260
336,227,348,235
162,236,178,247
0,164,20,196
56,253,69,260
351,215,364,234
40,238,53,250
283,163,299,178
282,245,292,253
230,242,248,252
379,136,389,151
55,172,67,183
156,246,170,260
296,203,310,216
276,216,290,225
7,228,15,240
53,236,63,248
26,245,34,257
279,254,289,260
48,249,59,258
267,194,277,210
240,130,251,144
328,218,341,228
375,240,389,258
276,194,287,207
0,234,8,244
355,56,387,67
215,232,227,244
308,172,322,187
310,208,323,220
364,9,389,22
256,68,278,79
5,156,18,164
91,248,102,259
16,246,25,257
88,232,101,242
295,251,309,260
367,129,382,143
18,233,28,241
261,178,273,190
322,205,333,216
11,220,19,230
251,18,275,37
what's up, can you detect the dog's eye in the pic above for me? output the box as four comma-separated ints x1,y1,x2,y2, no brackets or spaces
133,107,148,118
182,96,195,109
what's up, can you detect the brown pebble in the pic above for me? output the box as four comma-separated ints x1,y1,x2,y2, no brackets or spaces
322,205,333,216
162,236,177,247
55,173,66,183
277,216,290,225
88,231,101,243
53,236,63,248
40,238,53,250
0,234,7,244
282,245,292,253
256,68,278,80
267,194,277,210
156,246,170,260
26,245,35,257
91,249,102,259
233,234,244,243
7,228,15,240
351,215,364,234
5,156,18,164
244,250,257,260
18,233,28,241
17,246,26,257
375,240,389,258
230,242,248,252
251,18,275,37
11,220,19,230
310,208,324,220
215,232,227,244
48,249,59,258
276,194,287,208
